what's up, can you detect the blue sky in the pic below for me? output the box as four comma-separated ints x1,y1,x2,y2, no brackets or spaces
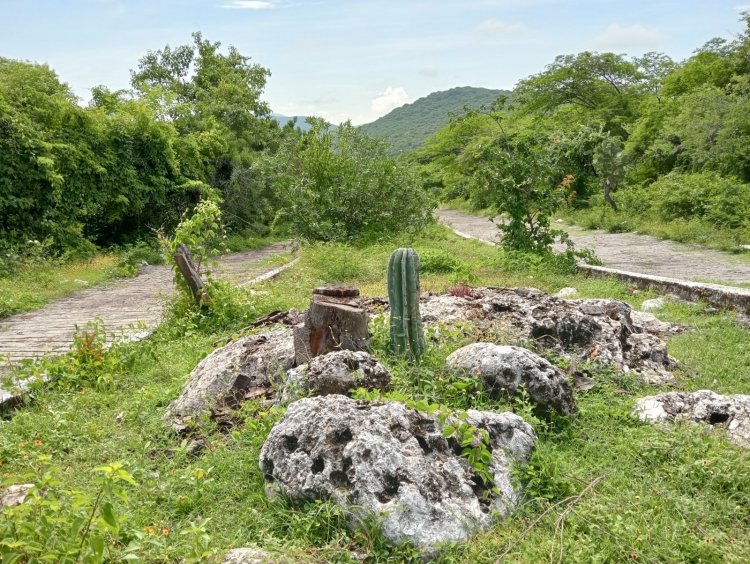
1,1,747,124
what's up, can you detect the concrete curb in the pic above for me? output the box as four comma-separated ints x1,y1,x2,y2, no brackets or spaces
239,256,300,287
578,264,750,313
442,223,750,313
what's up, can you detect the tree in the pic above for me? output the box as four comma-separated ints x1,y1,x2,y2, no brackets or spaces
131,32,271,142
471,132,567,253
270,119,435,242
514,51,672,137
592,132,626,210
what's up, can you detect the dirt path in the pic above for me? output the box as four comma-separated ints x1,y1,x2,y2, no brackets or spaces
0,242,292,373
437,209,750,286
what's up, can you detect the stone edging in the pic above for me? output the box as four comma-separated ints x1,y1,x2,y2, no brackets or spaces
443,224,750,313
578,264,750,313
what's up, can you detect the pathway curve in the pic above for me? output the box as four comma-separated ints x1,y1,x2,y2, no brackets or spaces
437,209,750,286
0,242,292,373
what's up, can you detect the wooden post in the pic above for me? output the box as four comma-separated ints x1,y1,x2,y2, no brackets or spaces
293,285,370,364
174,244,205,303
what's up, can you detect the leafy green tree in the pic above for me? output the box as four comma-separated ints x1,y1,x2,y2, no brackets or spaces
271,119,435,241
592,131,626,210
471,132,567,252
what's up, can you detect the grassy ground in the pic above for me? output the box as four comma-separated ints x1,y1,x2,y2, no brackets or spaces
1,224,749,562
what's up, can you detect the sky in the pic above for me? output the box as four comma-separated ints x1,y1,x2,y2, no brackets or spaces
1,1,748,125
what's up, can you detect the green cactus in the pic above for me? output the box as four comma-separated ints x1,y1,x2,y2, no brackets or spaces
388,248,425,359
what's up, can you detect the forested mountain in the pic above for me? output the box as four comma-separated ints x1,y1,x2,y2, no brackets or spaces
359,86,509,153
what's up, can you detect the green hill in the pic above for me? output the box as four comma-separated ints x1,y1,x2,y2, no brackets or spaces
359,86,510,153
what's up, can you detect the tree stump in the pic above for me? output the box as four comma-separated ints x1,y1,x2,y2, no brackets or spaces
174,244,205,303
293,285,370,365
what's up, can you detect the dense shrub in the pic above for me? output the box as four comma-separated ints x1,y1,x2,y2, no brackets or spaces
271,120,435,242
624,172,750,231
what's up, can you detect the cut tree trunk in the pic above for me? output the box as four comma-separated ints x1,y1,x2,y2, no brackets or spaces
174,244,205,303
293,285,371,365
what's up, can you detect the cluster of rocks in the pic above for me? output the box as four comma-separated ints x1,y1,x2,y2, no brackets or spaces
634,390,750,448
163,285,692,556
418,287,680,384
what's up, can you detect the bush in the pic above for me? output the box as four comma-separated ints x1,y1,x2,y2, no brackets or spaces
648,172,750,230
271,119,435,242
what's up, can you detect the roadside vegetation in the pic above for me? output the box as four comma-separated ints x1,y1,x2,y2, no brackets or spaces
415,14,750,251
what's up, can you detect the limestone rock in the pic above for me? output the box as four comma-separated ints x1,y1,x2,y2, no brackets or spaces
280,350,391,404
224,547,292,563
259,395,535,554
416,288,678,384
164,328,295,432
555,287,578,298
0,483,33,509
446,343,575,415
634,390,750,448
641,297,667,312
630,311,680,336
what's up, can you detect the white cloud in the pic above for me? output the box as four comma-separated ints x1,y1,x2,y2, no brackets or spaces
591,24,664,52
474,18,529,37
220,1,275,9
370,86,410,117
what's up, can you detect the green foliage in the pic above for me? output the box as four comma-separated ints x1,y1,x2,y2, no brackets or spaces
359,86,510,154
387,248,425,360
417,248,464,274
40,319,124,390
271,120,435,242
472,132,570,253
0,457,136,563
168,198,225,283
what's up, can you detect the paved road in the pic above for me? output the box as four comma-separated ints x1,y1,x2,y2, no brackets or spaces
437,209,750,286
0,243,291,373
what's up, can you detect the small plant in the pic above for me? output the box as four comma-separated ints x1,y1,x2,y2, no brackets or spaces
387,248,425,360
162,198,225,297
41,318,123,390
0,456,136,562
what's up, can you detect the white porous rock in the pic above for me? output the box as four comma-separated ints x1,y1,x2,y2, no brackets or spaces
446,343,575,415
259,395,535,555
0,484,34,509
279,350,391,405
223,547,292,563
164,328,294,432
634,390,750,448
641,297,667,312
555,287,578,298
416,288,678,384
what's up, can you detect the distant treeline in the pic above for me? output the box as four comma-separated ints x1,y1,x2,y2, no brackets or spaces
0,33,292,255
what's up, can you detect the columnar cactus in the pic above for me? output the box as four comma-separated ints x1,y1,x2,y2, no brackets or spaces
387,248,425,359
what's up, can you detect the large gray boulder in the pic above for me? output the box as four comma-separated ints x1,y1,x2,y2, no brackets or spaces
164,328,295,432
280,350,391,405
634,390,750,448
259,395,535,554
446,343,575,415
417,288,678,384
